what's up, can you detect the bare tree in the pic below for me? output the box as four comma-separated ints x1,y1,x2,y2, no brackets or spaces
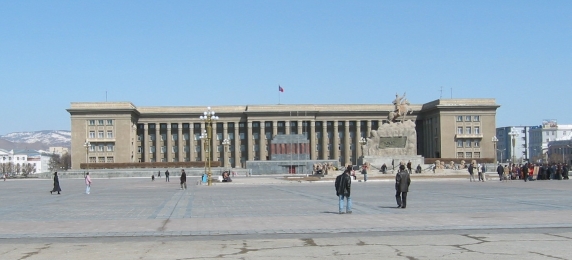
21,163,36,178
61,153,71,170
15,163,21,175
48,154,61,172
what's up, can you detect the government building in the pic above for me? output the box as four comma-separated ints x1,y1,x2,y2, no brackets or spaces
67,99,500,170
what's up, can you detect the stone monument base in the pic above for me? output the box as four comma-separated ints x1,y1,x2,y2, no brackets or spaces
359,155,424,174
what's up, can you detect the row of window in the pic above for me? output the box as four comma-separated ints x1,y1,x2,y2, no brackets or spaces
456,116,480,122
138,121,381,130
456,126,481,135
457,139,480,148
88,119,114,126
138,131,367,142
88,156,114,163
89,130,114,139
456,152,481,158
137,142,360,155
88,143,115,152
1,156,26,161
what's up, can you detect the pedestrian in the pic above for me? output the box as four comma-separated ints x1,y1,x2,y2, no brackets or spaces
477,163,483,182
381,163,387,174
361,163,368,182
395,164,411,208
50,172,61,195
84,172,92,194
158,171,161,178
151,174,155,181
496,163,504,181
407,160,412,173
563,164,569,180
180,169,187,189
334,166,352,214
481,163,487,181
165,170,170,182
3,172,6,181
468,163,475,182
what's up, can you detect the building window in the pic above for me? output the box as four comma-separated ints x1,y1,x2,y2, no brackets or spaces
465,116,471,122
137,135,142,141
457,140,463,147
98,145,104,152
457,127,463,134
474,127,480,135
172,146,178,153
265,122,272,127
217,133,223,140
161,146,166,153
474,152,481,158
89,145,95,152
229,133,235,140
474,140,480,147
240,133,245,140
465,152,472,158
98,120,104,125
253,133,259,140
465,140,471,147
98,131,104,138
138,146,142,153
150,146,155,153
194,133,201,141
106,120,113,125
172,134,178,141
150,134,156,141
465,127,471,134
98,157,105,163
89,131,95,138
473,116,480,122
161,134,166,141
107,144,114,151
183,133,189,140
88,120,95,125
457,152,464,158
456,116,463,122
183,146,189,152
107,131,113,138
265,132,271,140
240,145,246,152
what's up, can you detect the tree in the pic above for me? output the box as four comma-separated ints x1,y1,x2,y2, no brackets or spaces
15,163,21,175
60,153,71,170
48,154,61,172
21,163,36,178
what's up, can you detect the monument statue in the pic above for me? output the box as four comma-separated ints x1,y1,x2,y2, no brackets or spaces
388,92,413,122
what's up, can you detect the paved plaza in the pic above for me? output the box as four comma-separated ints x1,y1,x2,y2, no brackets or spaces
1,175,572,259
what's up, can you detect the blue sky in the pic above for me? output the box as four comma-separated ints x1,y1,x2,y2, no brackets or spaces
1,1,571,135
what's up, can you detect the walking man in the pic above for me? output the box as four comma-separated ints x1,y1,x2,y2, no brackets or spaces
180,169,187,190
361,163,369,182
496,163,504,181
395,165,411,208
165,170,170,182
85,172,92,194
335,166,352,214
468,163,475,182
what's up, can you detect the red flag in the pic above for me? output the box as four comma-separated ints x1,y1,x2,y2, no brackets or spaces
279,86,284,92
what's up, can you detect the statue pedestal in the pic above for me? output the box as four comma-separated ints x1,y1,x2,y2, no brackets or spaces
359,155,424,171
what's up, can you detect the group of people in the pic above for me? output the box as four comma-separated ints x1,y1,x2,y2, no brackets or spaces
49,171,92,195
496,162,569,181
379,161,422,174
467,163,487,182
335,163,411,214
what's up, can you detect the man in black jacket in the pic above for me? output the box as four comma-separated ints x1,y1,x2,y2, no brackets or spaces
496,164,504,181
395,165,411,208
335,166,352,214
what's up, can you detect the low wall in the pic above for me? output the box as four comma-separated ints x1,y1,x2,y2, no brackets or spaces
37,168,251,179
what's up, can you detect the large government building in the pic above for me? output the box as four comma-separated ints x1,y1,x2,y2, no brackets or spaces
67,99,500,170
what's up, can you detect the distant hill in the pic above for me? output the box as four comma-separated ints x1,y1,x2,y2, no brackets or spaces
0,130,71,151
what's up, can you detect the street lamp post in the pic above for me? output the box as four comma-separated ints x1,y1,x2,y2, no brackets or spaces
83,140,90,174
492,136,498,164
199,107,219,186
508,128,519,165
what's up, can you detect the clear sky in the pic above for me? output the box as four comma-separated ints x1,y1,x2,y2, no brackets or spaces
1,1,571,135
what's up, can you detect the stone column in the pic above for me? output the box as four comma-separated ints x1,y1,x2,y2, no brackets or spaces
356,121,362,160
166,124,172,162
155,124,160,162
247,121,253,161
344,120,350,166
366,120,372,138
223,122,228,167
177,124,183,162
234,122,240,168
333,120,339,164
259,121,266,161
189,123,195,162
322,121,328,159
211,122,218,163
310,120,316,160
143,124,148,162
297,120,303,135
285,120,290,135
272,120,278,137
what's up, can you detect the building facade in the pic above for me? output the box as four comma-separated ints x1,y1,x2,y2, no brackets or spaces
529,120,572,163
67,99,500,170
495,126,531,164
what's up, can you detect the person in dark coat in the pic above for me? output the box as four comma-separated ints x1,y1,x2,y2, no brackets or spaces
165,170,170,182
496,164,504,181
180,169,187,189
395,165,411,208
50,172,61,195
334,166,352,214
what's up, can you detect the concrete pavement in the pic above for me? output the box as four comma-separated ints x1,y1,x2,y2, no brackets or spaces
1,175,571,259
